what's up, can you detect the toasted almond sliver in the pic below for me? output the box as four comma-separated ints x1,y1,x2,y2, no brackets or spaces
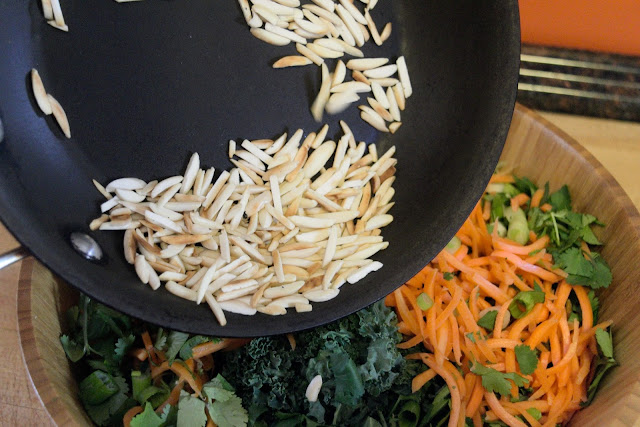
302,4,342,26
166,280,198,302
273,55,313,68
386,86,401,122
347,260,383,284
180,152,200,194
392,83,406,111
322,225,338,267
31,69,52,115
363,64,398,79
250,28,290,46
335,4,364,47
310,63,331,122
218,299,257,315
268,294,309,308
346,57,388,71
367,97,393,122
360,110,388,133
296,43,324,66
364,9,382,46
257,305,287,316
325,91,359,115
311,0,334,12
295,303,313,313
135,254,150,284
307,42,343,59
263,280,305,299
365,214,394,231
106,177,146,193
41,0,53,20
265,23,307,44
389,122,402,134
47,94,70,138
330,81,371,94
50,0,64,26
304,288,339,302
380,21,392,42
159,271,188,282
397,56,413,98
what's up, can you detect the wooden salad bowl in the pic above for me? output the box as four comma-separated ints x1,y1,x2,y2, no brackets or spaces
17,104,640,426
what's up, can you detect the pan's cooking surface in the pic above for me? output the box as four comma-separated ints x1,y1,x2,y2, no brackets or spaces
0,1,520,336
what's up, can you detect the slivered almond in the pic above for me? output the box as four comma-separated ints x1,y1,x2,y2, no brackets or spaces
296,42,324,66
265,23,307,45
250,28,290,45
347,260,383,283
371,82,390,109
380,22,392,42
47,94,70,138
351,70,370,85
218,299,257,315
360,109,388,132
302,4,342,26
180,152,200,193
268,294,309,308
263,280,305,299
364,9,382,45
367,97,393,122
31,69,52,115
330,81,371,93
160,234,210,245
106,177,146,192
90,214,109,231
368,77,399,87
304,288,339,302
363,64,398,79
365,214,393,231
311,0,334,12
397,56,412,98
135,254,151,284
389,122,402,134
50,0,64,26
335,4,364,47
325,91,359,115
273,55,313,68
386,86,401,121
346,57,388,71
310,63,331,122
392,83,406,111
307,42,343,59
41,0,53,20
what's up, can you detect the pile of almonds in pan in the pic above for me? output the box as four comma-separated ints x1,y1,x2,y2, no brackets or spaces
242,0,412,132
92,122,396,325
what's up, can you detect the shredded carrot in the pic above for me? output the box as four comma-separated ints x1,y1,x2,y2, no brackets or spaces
155,380,185,414
151,360,203,396
123,406,143,427
384,179,612,426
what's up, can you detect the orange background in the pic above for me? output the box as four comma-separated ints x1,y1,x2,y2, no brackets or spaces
519,0,640,56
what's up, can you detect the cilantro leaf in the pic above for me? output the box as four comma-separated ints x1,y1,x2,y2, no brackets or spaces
526,408,542,420
477,310,498,330
556,248,593,277
512,176,537,197
130,402,164,427
84,376,131,426
177,391,207,427
166,331,190,364
443,272,454,280
204,375,249,427
595,329,614,360
589,291,600,324
471,364,529,397
514,345,538,375
549,185,571,211
60,334,85,362
114,334,135,365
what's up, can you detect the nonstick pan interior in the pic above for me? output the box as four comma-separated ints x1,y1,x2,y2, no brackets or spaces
0,1,520,336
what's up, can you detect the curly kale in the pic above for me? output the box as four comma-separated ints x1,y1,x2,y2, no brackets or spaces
219,301,442,426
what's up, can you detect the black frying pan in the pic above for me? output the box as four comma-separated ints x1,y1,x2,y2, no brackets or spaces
0,1,520,336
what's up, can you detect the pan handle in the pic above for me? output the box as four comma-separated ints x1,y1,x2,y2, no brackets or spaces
0,246,30,270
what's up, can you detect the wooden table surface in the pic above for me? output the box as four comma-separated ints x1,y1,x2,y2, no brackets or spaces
1,111,640,425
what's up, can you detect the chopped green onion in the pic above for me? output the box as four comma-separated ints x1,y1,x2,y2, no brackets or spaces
509,290,545,319
416,293,433,311
504,206,527,223
445,236,461,253
507,218,529,245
